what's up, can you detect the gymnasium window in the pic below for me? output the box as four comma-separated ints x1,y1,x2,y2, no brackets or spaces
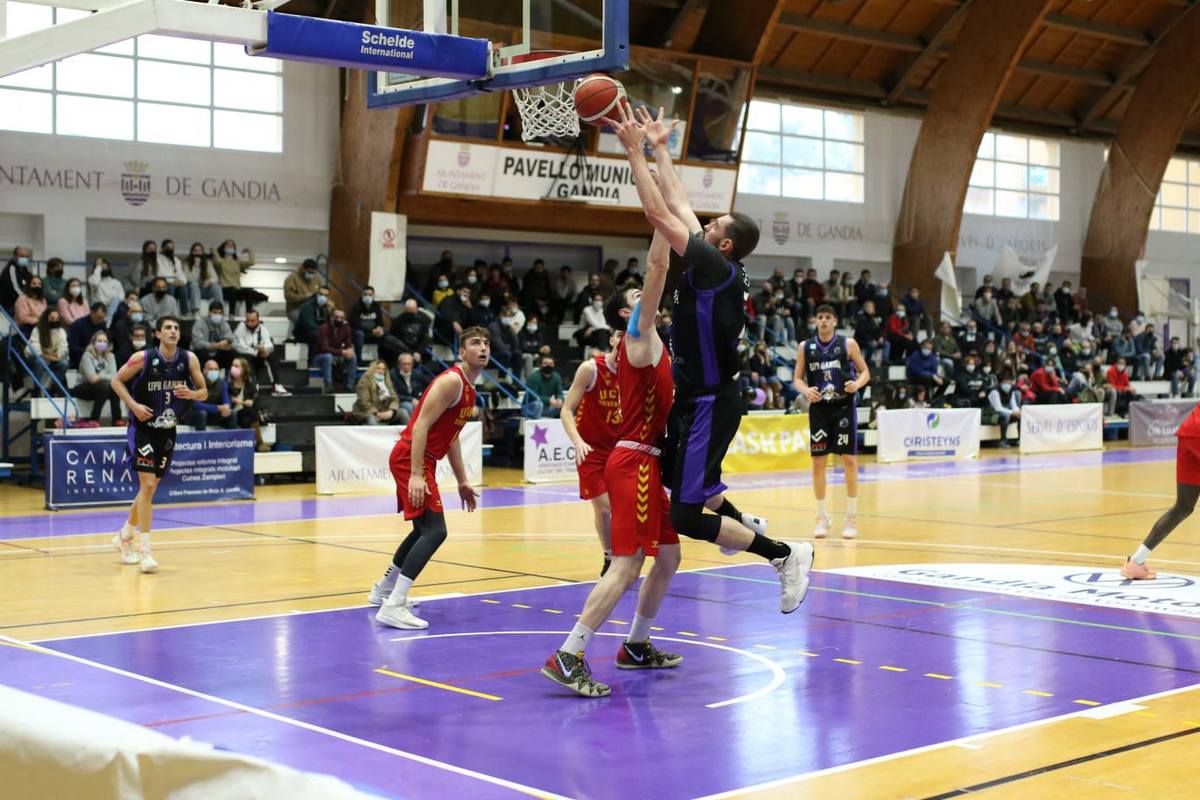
0,2,283,152
1150,157,1200,234
736,99,865,203
965,132,1060,221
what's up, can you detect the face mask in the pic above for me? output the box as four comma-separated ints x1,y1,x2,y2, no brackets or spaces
154,289,166,299
16,257,29,268
333,319,344,327
500,316,514,326
1110,311,1118,318
130,312,145,323
316,295,327,307
163,248,174,258
1049,347,1057,355
68,286,81,297
210,314,224,325
48,319,61,328
774,292,784,301
95,341,108,352
131,339,146,350
983,366,992,374
540,366,553,375
29,286,42,297
480,299,491,308
459,294,470,304
527,324,538,333
1001,383,1012,392
592,301,603,311
206,370,220,383
362,295,373,306
305,271,318,280
467,275,477,285
374,372,385,382
437,280,449,290
898,392,907,399
896,310,906,318
230,366,243,378
922,348,933,356
146,250,156,258
966,364,975,373
101,269,112,278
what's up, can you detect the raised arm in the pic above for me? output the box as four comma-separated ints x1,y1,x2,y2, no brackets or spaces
610,103,692,257
638,106,701,234
624,230,670,369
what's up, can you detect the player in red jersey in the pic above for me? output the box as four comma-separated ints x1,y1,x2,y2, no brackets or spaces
1121,400,1200,579
561,330,622,576
368,327,488,629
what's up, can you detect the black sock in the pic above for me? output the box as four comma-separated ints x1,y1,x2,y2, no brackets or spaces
746,534,790,561
714,498,742,521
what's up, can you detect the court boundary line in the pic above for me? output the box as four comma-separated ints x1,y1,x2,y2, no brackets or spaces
0,632,571,800
691,681,1200,800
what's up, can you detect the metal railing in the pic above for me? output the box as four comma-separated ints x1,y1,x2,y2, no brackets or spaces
1,305,81,470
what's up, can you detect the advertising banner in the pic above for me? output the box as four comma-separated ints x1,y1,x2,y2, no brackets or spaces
1019,403,1103,454
721,413,812,474
1129,400,1199,447
315,422,482,495
369,211,407,300
523,418,579,484
44,429,255,510
876,408,981,463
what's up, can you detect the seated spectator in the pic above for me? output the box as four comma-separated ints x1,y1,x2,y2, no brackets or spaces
892,383,911,408
191,301,237,368
1165,337,1196,397
1019,282,1040,322
28,307,69,394
186,359,235,431
14,275,47,332
72,330,121,424
431,272,454,306
283,259,323,325
972,287,1003,330
900,287,931,337
184,242,224,315
435,284,473,343
462,263,484,299
1011,322,1035,354
987,373,1022,447
88,257,125,316
499,296,526,334
519,315,550,377
110,304,145,365
156,239,190,314
1176,349,1197,398
854,270,875,308
486,313,522,376
314,308,357,393
390,352,430,426
1030,362,1067,404
353,359,401,425
390,298,430,355
132,240,160,295
885,307,915,363
1068,360,1116,414
952,356,989,410
1067,312,1094,350
294,286,332,351
522,353,564,418
213,239,265,315
854,299,886,366
957,319,985,357
1106,356,1141,416
226,357,269,451
109,290,138,329
931,322,961,375
1111,330,1136,367
867,381,894,429
974,274,995,300
349,285,401,364
906,340,944,397
552,266,577,320
615,257,642,287
575,291,610,349
874,281,894,319
1101,306,1123,352
529,294,559,327
1054,281,1075,320
748,343,785,409
67,301,110,368
485,263,512,299
907,385,930,409
1,247,33,317
42,258,66,305
836,271,857,316
140,276,181,326
798,268,824,314
822,270,843,314
573,273,604,322
58,278,88,327
115,322,150,369
1134,326,1162,380
470,291,497,329
234,309,287,394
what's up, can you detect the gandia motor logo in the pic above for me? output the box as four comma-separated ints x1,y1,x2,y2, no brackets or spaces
926,413,940,429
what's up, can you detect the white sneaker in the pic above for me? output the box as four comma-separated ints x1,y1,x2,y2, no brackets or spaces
113,532,140,565
375,600,429,630
813,514,831,539
138,546,158,574
367,582,420,610
771,541,815,614
842,516,858,539
272,384,292,396
720,513,768,555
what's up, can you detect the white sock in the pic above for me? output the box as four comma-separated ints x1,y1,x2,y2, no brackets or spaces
387,575,414,605
628,613,653,643
121,521,137,540
378,563,399,589
816,499,828,517
1132,545,1152,565
560,622,594,655
139,530,151,549
846,497,858,517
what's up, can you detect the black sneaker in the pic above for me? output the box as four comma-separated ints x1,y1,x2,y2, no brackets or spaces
616,640,683,670
541,650,611,697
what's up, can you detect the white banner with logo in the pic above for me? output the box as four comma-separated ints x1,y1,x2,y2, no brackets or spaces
876,408,981,463
315,422,482,495
421,139,736,214
368,212,407,301
828,563,1200,619
1019,403,1103,454
522,418,578,484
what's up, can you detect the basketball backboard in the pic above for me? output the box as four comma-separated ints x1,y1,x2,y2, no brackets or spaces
368,0,628,108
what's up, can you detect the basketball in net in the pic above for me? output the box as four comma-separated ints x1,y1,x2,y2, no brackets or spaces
573,74,628,127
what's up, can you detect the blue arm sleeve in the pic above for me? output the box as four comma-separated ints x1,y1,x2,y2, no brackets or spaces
626,300,642,340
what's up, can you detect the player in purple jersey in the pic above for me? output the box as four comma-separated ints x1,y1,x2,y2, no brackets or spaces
795,304,870,539
110,315,206,573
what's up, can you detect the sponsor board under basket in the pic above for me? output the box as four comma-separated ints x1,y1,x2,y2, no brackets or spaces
827,563,1200,619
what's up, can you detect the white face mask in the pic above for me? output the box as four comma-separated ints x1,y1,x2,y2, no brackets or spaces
527,324,538,333
68,286,81,297
592,301,603,311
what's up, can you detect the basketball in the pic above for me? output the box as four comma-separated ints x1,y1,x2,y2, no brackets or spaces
573,74,627,127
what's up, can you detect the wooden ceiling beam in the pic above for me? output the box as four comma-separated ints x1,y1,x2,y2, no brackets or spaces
885,0,974,106
1041,12,1150,47
776,14,925,53
661,0,709,50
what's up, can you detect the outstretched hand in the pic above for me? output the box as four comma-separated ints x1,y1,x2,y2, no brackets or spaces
609,100,645,152
636,106,676,149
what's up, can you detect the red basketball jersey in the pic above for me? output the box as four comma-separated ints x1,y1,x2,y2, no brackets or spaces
614,337,673,446
1178,402,1200,439
575,354,622,449
399,366,477,461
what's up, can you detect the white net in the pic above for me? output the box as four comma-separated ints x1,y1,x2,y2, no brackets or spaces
512,78,582,141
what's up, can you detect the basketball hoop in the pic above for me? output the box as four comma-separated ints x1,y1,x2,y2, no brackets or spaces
507,51,582,142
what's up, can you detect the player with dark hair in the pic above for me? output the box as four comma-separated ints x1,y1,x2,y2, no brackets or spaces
632,104,813,613
795,304,870,538
110,315,207,573
1120,402,1200,579
369,326,489,629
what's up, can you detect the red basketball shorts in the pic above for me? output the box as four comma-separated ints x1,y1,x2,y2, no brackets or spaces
605,446,678,557
389,443,442,520
1178,436,1200,486
577,446,612,500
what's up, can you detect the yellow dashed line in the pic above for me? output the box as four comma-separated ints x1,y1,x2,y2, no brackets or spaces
1024,690,1054,697
608,619,628,625
511,603,531,609
925,673,953,680
798,651,820,657
1184,720,1200,726
1073,699,1101,706
650,626,665,631
375,668,502,702
480,599,501,605
879,665,908,672
979,681,1004,688
706,636,727,642
542,608,563,614
754,644,778,651
834,658,861,665
677,631,699,637
1135,711,1157,718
